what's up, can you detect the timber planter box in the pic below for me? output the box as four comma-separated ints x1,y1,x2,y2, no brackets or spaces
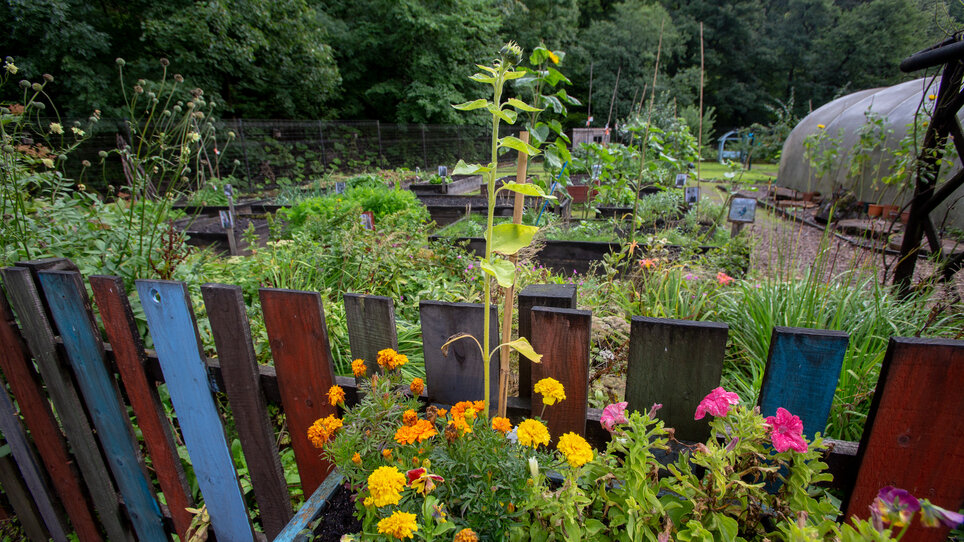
408,174,484,195
418,193,571,227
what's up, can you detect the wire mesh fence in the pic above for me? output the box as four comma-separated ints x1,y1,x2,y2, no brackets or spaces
61,119,520,192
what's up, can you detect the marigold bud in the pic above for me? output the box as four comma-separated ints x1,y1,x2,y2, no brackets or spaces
98,150,108,158
31,83,42,91
19,79,29,89
43,73,53,82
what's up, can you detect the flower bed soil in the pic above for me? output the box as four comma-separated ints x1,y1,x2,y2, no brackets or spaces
310,483,362,542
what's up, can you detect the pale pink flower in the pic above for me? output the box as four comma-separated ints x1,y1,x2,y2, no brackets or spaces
764,407,808,453
716,271,734,286
694,387,740,420
600,402,628,432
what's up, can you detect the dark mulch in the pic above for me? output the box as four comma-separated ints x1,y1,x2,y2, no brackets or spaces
312,483,362,542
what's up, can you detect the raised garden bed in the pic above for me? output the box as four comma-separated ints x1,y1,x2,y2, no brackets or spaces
175,215,270,253
408,174,483,195
417,194,571,227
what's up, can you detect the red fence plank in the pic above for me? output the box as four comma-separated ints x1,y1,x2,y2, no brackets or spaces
259,288,337,497
530,307,592,440
0,284,102,542
844,337,964,542
517,284,577,399
89,276,195,538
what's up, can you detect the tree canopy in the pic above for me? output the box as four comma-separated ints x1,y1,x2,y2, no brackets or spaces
1,0,958,132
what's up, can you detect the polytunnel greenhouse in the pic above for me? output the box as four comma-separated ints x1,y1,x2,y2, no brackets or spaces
777,77,964,230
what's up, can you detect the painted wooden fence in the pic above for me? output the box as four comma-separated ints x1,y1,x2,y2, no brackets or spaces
0,259,961,541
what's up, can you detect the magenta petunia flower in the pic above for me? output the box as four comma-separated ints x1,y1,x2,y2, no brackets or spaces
600,402,629,432
764,407,808,453
694,387,740,420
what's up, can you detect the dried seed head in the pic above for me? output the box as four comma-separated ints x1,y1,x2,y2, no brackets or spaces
134,85,143,94
116,58,125,66
160,58,170,66
81,160,91,167
174,74,183,83
43,73,53,82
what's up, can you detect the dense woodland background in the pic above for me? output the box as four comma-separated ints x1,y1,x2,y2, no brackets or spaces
2,0,961,133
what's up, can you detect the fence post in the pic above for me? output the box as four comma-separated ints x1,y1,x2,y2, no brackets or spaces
517,284,577,399
419,300,499,409
625,317,729,443
843,337,963,542
318,120,328,170
343,293,398,378
530,307,592,439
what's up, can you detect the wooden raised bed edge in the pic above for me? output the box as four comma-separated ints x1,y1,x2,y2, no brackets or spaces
408,175,483,195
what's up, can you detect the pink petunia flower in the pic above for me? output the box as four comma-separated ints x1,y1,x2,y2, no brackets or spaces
764,407,808,453
716,271,734,286
694,387,740,420
600,402,629,432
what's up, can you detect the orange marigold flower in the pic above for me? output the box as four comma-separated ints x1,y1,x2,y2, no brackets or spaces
410,378,424,396
403,409,418,426
453,527,479,542
307,415,343,449
382,448,393,459
436,408,447,418
492,417,512,434
327,385,345,406
377,348,410,370
352,452,362,465
351,358,367,377
395,419,438,445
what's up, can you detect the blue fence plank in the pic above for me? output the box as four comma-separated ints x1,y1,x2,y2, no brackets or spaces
272,471,344,542
38,271,167,541
758,326,849,438
136,280,255,542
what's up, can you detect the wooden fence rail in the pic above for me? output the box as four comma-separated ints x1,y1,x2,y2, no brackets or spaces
0,259,960,541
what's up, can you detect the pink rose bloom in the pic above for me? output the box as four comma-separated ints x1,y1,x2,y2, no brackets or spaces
716,271,734,286
764,407,808,453
600,402,629,432
694,387,740,420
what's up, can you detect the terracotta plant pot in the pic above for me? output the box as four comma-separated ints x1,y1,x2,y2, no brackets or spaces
901,211,910,224
883,205,900,220
867,204,883,217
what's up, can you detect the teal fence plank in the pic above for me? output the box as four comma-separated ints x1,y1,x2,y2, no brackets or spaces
758,326,849,438
136,280,254,542
38,271,166,541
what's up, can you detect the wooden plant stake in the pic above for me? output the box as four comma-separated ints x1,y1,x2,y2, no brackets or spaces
498,131,529,417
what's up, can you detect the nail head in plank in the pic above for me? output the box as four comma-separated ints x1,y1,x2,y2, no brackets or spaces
90,275,195,538
202,283,292,539
626,317,729,442
844,337,964,542
136,279,255,541
1,266,133,542
759,326,849,438
0,389,69,542
419,300,499,409
518,284,577,399
260,288,337,498
39,271,166,541
0,448,54,542
343,293,398,377
530,307,591,439
0,284,102,542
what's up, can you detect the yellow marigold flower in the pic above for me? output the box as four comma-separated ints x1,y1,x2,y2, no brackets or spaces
548,51,560,65
403,409,418,426
363,496,374,508
327,385,345,406
382,448,393,459
351,358,366,377
517,419,550,448
453,527,479,542
492,417,512,434
410,378,424,396
929,94,937,101
557,432,594,468
351,452,362,465
534,377,566,406
395,419,438,445
49,122,63,135
817,124,825,129
367,466,406,507
377,510,418,539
